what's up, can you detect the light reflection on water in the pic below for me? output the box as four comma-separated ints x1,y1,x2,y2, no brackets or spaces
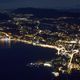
0,40,11,48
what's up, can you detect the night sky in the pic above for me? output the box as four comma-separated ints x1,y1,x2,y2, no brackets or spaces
0,0,79,9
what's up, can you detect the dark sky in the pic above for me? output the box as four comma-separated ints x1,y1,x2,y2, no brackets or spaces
0,0,79,9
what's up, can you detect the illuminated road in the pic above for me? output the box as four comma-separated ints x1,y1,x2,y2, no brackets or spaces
68,49,79,69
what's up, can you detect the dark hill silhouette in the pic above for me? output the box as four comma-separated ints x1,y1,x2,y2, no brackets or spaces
12,8,80,18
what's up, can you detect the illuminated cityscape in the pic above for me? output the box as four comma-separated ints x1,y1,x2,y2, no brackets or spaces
0,8,80,79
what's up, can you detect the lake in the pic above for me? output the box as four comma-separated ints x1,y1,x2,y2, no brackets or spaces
0,41,57,80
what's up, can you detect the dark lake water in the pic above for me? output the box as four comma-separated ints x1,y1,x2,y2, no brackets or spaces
0,41,80,80
0,41,57,80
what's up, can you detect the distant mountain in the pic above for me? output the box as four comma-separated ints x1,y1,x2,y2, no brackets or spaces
12,8,80,18
63,9,80,13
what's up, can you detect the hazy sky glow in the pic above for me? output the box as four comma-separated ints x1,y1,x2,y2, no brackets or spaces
0,0,79,9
